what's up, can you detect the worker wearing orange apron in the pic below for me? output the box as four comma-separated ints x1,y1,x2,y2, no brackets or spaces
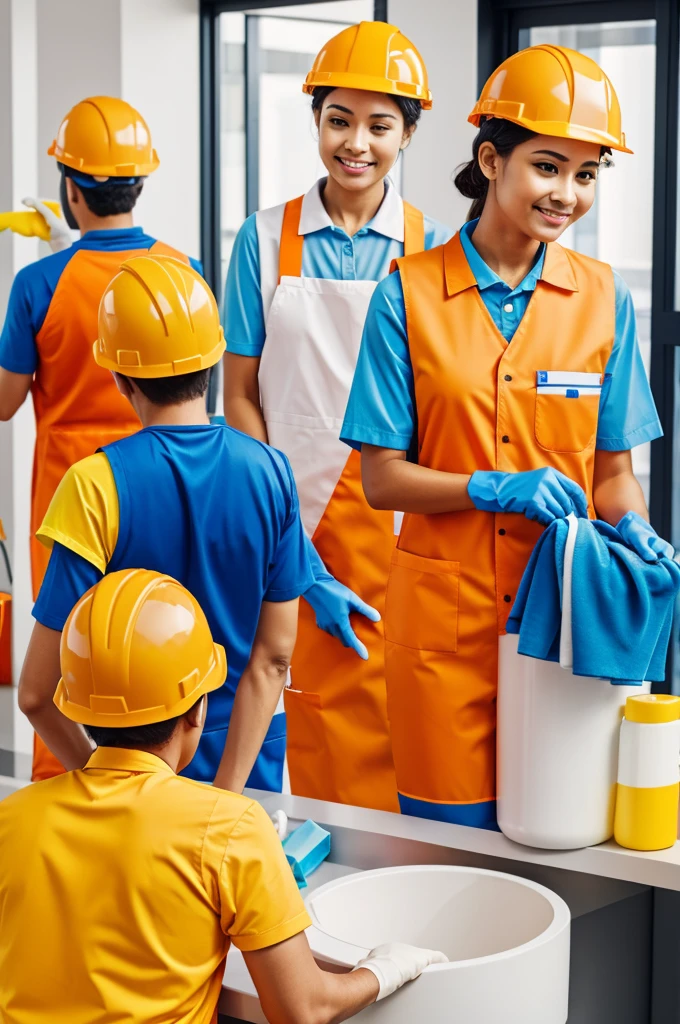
0,97,199,780
223,22,452,812
342,45,667,827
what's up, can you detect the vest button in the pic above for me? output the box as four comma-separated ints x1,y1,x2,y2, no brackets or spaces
498,528,506,536
502,435,510,443
504,594,512,603
504,374,512,382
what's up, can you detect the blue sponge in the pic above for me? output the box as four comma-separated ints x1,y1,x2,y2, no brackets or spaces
282,819,331,889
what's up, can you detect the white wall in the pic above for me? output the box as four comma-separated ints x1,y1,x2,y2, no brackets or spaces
0,0,40,766
388,0,478,231
120,0,201,257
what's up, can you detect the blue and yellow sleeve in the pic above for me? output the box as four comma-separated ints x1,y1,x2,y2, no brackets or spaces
223,214,267,358
341,270,416,452
33,453,119,629
33,543,102,631
596,272,662,450
36,453,119,572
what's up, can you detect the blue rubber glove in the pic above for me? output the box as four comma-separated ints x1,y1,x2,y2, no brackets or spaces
468,468,588,527
616,511,674,563
304,578,380,660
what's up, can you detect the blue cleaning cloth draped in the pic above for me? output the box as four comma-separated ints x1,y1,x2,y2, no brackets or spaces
506,517,680,684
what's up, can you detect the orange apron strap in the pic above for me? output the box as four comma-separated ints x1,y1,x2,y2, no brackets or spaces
150,240,190,264
403,201,425,256
278,196,305,281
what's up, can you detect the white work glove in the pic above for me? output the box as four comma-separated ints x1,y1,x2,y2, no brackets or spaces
270,809,288,840
22,197,73,252
352,942,448,1000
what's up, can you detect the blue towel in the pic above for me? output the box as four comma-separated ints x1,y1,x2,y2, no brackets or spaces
507,517,680,684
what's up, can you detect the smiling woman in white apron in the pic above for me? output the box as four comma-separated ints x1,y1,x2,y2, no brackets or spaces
223,21,452,812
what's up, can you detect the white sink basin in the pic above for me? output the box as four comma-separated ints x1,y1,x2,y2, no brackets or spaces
305,864,570,1023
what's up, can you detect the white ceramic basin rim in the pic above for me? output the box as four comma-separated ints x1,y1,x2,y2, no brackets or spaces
305,865,570,970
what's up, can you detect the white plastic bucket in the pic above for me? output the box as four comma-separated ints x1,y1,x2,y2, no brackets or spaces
305,865,570,1023
498,514,650,850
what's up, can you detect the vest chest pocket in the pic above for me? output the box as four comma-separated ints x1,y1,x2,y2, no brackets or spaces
534,388,600,454
385,548,459,652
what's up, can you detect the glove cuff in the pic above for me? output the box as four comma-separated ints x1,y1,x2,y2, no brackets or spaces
352,958,397,1001
467,470,505,512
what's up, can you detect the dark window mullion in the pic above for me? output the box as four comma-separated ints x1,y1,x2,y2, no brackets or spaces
244,14,261,219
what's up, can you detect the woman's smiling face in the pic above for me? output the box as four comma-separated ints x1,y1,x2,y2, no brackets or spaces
315,88,412,193
478,133,604,242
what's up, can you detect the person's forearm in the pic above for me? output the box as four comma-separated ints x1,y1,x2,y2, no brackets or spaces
362,455,475,515
27,705,93,770
213,660,287,792
318,968,380,1024
225,393,269,443
593,468,648,526
18,620,93,770
258,964,379,1024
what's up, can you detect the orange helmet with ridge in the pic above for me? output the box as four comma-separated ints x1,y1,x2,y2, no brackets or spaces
55,569,226,728
48,96,160,178
303,21,432,109
469,45,631,154
94,255,225,378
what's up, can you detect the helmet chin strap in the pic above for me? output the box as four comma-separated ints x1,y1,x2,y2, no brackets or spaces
59,168,80,230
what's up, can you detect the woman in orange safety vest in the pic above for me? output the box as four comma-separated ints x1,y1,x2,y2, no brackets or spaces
223,22,451,812
341,45,669,828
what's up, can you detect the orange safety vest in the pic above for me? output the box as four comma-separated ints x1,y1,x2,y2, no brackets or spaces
31,239,190,782
268,194,425,812
385,233,615,825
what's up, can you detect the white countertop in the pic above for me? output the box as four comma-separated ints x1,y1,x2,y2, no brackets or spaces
250,789,680,892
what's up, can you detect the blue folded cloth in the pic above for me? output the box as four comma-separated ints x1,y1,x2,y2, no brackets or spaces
507,517,680,684
282,819,331,890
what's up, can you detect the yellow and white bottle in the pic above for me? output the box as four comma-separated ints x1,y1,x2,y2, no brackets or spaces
614,694,680,851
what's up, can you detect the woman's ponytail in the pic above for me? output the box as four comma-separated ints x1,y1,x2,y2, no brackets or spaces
454,118,538,220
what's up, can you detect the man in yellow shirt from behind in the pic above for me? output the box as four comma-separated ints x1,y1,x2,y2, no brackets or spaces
0,568,445,1024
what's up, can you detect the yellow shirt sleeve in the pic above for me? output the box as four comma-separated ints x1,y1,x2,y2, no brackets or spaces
36,453,119,574
216,800,311,952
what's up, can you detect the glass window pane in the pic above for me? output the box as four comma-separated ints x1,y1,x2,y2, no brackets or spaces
219,12,246,279
521,21,656,506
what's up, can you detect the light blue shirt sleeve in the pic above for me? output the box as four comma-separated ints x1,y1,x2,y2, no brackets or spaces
340,271,415,452
223,213,267,358
595,271,662,450
423,215,455,249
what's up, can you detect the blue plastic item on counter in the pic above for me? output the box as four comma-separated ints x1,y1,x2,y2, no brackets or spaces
282,820,331,889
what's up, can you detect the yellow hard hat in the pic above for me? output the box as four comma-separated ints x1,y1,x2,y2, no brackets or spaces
48,96,160,177
55,569,226,728
94,255,225,378
469,45,631,154
303,21,432,109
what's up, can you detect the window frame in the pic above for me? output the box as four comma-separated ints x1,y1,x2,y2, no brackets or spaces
199,0,388,307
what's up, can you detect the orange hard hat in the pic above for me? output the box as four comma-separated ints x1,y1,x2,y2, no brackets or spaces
469,45,631,154
303,21,432,109
48,96,160,177
95,255,225,378
55,569,226,728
